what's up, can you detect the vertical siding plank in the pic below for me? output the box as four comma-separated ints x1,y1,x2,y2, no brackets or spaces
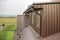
42,5,47,37
46,5,49,36
51,4,55,34
56,4,59,33
58,4,60,32
46,4,49,36
41,5,44,37
44,5,47,37
53,4,55,33
48,4,52,35
50,4,52,35
59,4,60,32
54,4,58,33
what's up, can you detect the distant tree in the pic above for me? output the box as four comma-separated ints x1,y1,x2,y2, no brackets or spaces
2,24,5,26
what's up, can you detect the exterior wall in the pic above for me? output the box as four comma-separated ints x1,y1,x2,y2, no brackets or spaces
41,4,60,37
16,15,25,31
51,0,60,2
14,15,28,40
24,3,60,38
32,3,60,37
16,15,29,30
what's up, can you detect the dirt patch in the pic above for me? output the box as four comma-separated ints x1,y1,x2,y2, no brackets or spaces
0,26,3,31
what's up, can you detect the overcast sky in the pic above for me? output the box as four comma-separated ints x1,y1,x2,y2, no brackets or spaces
0,0,51,16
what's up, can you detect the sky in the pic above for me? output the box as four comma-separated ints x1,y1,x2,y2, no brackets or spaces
0,0,51,16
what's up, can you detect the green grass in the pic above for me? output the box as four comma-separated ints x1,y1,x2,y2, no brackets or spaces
3,24,16,31
0,31,14,40
6,31,14,40
0,17,16,40
0,31,8,40
0,17,16,25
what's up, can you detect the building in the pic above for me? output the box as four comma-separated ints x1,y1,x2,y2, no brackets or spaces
14,1,60,40
23,2,60,37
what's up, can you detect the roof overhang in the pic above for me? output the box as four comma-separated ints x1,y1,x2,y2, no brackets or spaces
23,2,60,14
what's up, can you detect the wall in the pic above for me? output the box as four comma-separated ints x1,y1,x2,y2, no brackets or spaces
51,0,60,2
41,4,60,37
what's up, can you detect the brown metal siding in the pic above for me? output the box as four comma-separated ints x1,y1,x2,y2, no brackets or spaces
28,4,60,37
29,14,31,25
41,4,60,37
52,0,60,2
41,5,47,37
24,3,60,37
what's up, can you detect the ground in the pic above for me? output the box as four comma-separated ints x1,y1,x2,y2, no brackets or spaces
0,26,3,31
0,17,16,40
20,26,40,40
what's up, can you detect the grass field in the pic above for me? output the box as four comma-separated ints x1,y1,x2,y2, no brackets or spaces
0,17,16,25
0,17,16,40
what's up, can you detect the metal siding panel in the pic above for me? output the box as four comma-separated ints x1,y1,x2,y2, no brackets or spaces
57,4,59,32
54,4,58,33
28,4,60,37
41,5,45,37
47,4,52,36
59,4,60,32
57,4,60,32
58,4,60,32
42,4,60,37
51,4,55,34
52,0,60,2
42,5,47,37
46,5,49,36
